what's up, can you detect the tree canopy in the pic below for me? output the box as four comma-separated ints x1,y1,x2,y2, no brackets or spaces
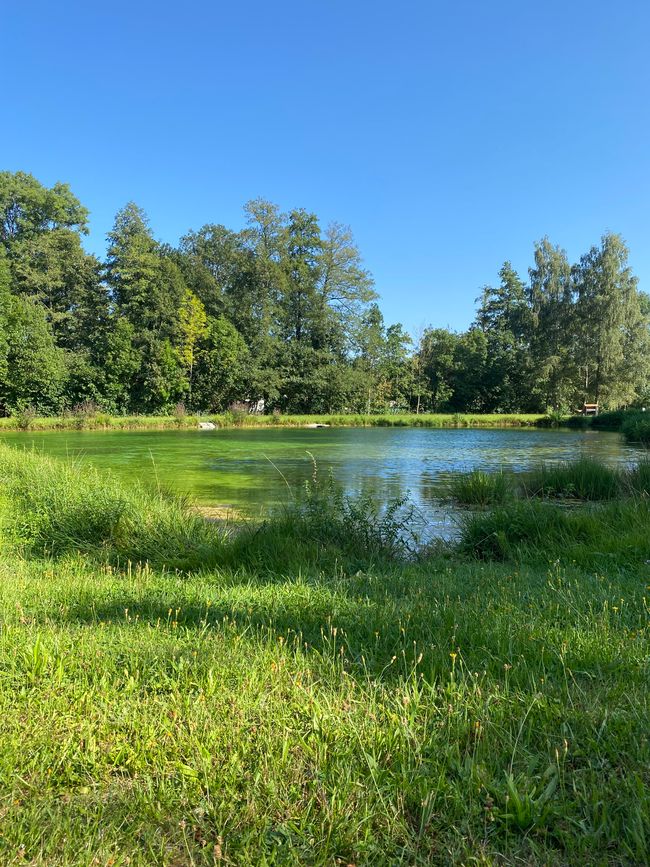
0,170,648,416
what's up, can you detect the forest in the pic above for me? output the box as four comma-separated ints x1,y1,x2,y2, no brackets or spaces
1,170,649,417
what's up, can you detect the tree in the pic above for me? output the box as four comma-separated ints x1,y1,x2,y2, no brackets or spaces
380,323,413,409
106,203,184,336
0,249,11,394
193,317,249,411
528,239,576,410
0,171,88,247
475,263,533,411
3,296,67,412
319,222,377,351
177,289,208,407
418,328,458,411
573,233,649,408
449,328,488,411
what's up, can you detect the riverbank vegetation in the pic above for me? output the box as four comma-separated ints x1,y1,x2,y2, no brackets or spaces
0,409,548,432
0,444,648,864
568,408,650,445
1,171,649,422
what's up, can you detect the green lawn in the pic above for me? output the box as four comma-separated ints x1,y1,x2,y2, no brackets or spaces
0,447,648,865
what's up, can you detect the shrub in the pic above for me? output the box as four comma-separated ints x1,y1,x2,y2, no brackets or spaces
621,412,650,445
174,401,186,419
227,401,249,427
227,464,421,572
13,405,36,431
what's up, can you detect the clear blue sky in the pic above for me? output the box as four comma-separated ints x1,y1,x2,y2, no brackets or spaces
3,0,649,334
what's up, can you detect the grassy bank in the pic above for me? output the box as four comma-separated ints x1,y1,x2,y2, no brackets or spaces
0,447,648,865
0,411,548,432
566,408,650,445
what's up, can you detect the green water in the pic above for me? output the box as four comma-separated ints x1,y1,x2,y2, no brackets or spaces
0,426,640,532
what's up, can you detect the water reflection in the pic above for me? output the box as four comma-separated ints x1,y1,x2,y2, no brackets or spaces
0,426,642,534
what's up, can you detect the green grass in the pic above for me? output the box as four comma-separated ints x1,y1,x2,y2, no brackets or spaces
0,446,648,864
0,447,225,572
0,411,549,432
457,497,650,566
448,469,513,506
523,457,622,501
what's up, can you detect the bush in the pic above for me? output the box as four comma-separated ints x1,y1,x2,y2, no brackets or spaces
588,409,628,430
227,401,249,427
227,464,421,572
13,405,36,431
173,401,187,427
448,469,513,506
621,412,650,445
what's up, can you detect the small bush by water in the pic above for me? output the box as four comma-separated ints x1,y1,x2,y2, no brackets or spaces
227,465,421,573
458,497,650,565
621,411,650,444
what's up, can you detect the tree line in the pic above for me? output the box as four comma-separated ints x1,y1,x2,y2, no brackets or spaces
1,170,648,416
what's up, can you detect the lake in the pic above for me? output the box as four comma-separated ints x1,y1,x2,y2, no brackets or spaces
0,426,641,534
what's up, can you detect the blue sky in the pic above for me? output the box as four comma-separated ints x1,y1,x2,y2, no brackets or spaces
3,0,649,333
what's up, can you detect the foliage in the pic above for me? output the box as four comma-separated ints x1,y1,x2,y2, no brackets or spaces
0,171,649,418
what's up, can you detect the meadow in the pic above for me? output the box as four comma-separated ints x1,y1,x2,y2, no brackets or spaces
0,446,648,865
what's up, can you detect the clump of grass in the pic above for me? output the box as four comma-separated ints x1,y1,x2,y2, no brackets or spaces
0,445,225,571
458,498,650,565
523,457,621,500
448,469,513,506
625,459,650,497
228,465,421,573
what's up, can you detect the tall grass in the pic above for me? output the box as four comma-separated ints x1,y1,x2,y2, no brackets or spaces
448,468,513,505
458,497,650,565
625,459,650,496
0,445,225,571
523,457,621,500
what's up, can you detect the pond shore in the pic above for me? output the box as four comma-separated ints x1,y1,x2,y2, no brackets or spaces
0,445,648,863
0,411,549,431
